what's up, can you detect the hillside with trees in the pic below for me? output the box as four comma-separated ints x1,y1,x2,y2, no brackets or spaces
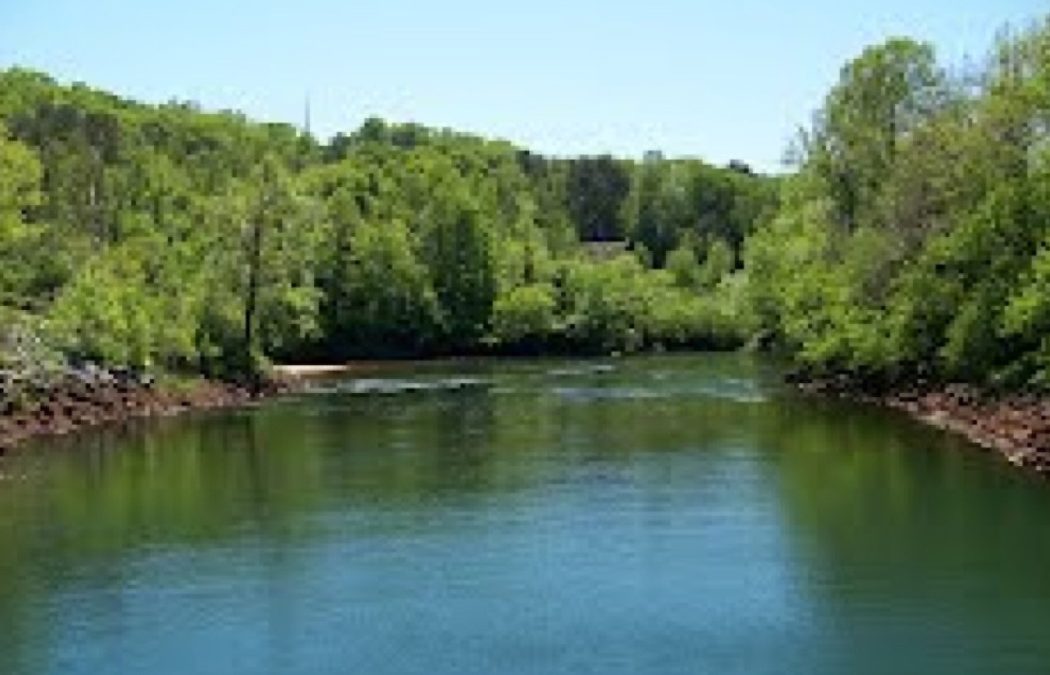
4,16,1050,400
0,68,777,385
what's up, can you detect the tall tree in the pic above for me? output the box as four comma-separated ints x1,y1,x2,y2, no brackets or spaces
0,123,43,308
566,156,631,241
805,38,948,229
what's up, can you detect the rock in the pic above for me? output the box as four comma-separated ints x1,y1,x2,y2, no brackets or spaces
791,373,1050,479
0,369,292,452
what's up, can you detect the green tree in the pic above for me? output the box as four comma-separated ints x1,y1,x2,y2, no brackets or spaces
0,123,43,307
345,219,439,352
805,38,948,230
423,194,496,348
565,156,631,241
491,284,557,352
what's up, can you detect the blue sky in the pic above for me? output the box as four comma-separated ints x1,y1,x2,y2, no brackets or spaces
0,0,1045,171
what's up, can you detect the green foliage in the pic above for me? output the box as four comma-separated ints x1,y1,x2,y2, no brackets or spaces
0,67,776,378
699,238,734,290
666,241,701,289
47,238,204,369
626,153,778,268
342,219,440,353
491,284,558,351
0,122,44,307
1001,239,1050,389
561,256,651,353
565,155,632,242
804,38,950,230
631,153,681,267
747,22,1050,391
423,197,496,347
549,255,750,354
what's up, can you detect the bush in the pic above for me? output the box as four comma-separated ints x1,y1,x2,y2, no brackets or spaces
491,283,557,351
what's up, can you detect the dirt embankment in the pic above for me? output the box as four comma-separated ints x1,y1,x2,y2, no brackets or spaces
0,371,286,453
794,375,1050,475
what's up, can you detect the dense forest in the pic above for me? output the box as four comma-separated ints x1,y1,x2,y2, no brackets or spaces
749,20,1050,392
0,68,776,383
3,17,1050,395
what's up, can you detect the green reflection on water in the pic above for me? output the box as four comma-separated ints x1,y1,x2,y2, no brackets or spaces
1,354,1048,675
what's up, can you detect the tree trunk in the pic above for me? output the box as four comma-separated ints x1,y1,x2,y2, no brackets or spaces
244,215,262,381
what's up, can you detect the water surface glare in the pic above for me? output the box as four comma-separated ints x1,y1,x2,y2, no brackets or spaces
2,354,1049,674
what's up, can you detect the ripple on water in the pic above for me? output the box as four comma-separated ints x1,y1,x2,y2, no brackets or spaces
552,386,665,402
546,364,616,377
308,376,490,397
689,382,768,404
550,380,767,404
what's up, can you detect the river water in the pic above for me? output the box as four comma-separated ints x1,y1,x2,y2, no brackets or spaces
1,354,1049,674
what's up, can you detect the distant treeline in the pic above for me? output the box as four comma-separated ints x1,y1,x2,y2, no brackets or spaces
0,67,777,378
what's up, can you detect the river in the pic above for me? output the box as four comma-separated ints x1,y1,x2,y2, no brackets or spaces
1,354,1049,674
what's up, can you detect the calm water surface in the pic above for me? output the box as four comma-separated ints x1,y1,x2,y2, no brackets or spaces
1,354,1049,674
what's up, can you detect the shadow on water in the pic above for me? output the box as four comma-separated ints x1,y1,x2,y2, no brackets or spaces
759,393,1050,674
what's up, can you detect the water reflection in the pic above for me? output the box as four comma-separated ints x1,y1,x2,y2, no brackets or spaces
0,354,1048,674
763,397,1050,673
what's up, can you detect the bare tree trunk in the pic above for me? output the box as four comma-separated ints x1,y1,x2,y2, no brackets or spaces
244,215,262,381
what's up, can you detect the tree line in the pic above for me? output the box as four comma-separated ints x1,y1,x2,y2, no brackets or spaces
0,68,777,381
6,14,1047,394
748,18,1050,392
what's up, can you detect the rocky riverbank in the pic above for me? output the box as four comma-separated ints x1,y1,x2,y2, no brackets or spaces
0,367,285,454
792,374,1050,475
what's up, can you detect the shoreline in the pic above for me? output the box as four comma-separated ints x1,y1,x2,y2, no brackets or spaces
272,364,359,378
0,356,594,453
0,375,285,455
7,358,1049,478
794,378,1050,475
0,353,666,453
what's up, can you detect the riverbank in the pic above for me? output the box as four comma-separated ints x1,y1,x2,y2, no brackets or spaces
0,370,284,454
793,376,1050,475
0,357,571,453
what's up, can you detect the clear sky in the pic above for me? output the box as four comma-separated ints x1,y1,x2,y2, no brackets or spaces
0,0,1045,171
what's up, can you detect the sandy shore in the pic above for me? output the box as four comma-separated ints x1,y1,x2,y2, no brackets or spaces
271,364,358,378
